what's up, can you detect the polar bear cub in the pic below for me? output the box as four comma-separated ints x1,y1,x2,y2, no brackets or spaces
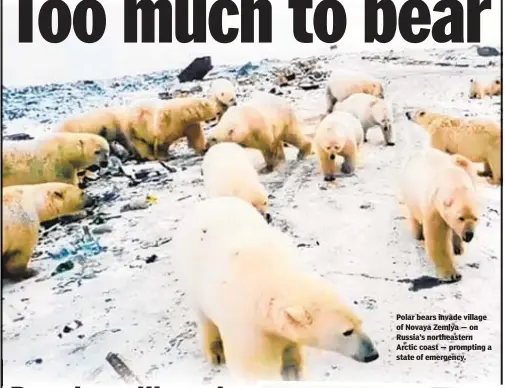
333,93,395,146
202,142,271,222
173,196,379,382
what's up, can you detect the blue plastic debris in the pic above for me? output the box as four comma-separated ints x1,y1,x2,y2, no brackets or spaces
236,62,259,77
48,227,104,260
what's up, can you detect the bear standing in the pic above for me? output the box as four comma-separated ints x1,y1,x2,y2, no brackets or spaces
2,132,110,187
2,183,95,280
325,69,384,113
406,109,501,185
398,148,480,282
121,78,237,161
333,93,395,146
206,93,312,172
173,196,379,382
202,142,271,222
313,111,364,181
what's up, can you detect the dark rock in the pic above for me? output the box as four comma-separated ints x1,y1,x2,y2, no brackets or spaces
177,56,213,83
477,46,500,57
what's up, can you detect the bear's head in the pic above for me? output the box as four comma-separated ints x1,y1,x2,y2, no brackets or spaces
74,133,111,170
210,78,237,108
275,282,379,363
36,182,96,222
319,126,346,161
491,78,501,96
405,109,440,129
437,167,480,244
371,100,395,146
367,81,384,99
248,186,271,224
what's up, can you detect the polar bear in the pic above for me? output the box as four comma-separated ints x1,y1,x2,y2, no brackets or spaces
173,196,379,382
326,69,384,113
202,142,271,222
313,111,364,181
206,93,312,172
333,93,395,146
470,78,501,99
406,109,501,185
121,78,237,161
398,148,480,282
2,183,95,280
2,132,110,187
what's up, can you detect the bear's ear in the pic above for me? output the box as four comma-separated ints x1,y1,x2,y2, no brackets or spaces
284,306,313,327
452,154,470,169
443,196,454,207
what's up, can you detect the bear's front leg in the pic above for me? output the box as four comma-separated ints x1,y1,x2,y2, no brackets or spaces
409,215,424,241
3,245,38,281
185,123,206,155
221,329,287,381
423,211,461,282
199,315,225,366
340,154,357,175
281,343,303,381
452,231,465,255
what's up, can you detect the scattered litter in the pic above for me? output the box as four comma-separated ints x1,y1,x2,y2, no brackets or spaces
58,320,83,337
120,198,150,212
106,352,143,385
25,358,43,366
236,61,259,77
48,226,105,261
145,255,158,264
4,133,33,141
51,260,75,276
92,225,113,235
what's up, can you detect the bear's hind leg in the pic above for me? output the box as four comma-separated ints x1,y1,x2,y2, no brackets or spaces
281,343,303,381
199,315,225,365
486,150,502,185
423,211,461,282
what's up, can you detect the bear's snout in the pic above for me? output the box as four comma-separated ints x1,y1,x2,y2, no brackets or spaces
330,154,336,161
463,230,474,243
83,194,97,208
265,213,272,224
100,160,109,168
363,351,379,363
405,111,412,120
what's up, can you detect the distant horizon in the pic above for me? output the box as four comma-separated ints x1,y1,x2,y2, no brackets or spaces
2,0,501,87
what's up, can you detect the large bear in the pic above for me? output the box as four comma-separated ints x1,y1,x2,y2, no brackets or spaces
202,142,271,222
56,106,136,157
397,148,480,282
2,132,110,187
333,93,395,146
325,69,384,113
2,183,95,280
173,196,379,382
206,93,313,172
119,78,237,161
313,111,364,181
406,109,501,185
